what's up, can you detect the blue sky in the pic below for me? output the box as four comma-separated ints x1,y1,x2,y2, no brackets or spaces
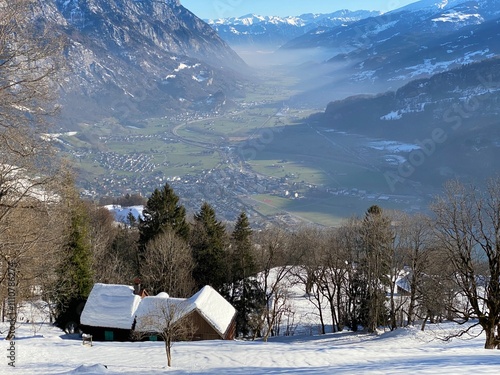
181,0,418,19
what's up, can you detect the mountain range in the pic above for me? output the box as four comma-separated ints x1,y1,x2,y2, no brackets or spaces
45,0,500,126
270,0,499,105
204,0,500,200
29,0,500,219
205,10,380,47
44,0,247,127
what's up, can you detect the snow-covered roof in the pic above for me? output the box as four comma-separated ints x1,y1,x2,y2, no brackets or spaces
134,286,236,337
80,284,142,330
188,285,237,337
81,284,236,337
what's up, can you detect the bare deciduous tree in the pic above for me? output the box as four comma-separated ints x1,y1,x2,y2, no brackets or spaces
432,178,500,349
134,299,196,367
254,226,304,341
289,227,329,334
337,217,364,332
140,230,195,297
395,213,436,327
0,0,66,328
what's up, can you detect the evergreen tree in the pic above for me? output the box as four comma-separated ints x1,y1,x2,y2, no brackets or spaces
55,195,94,333
230,212,256,282
66,206,94,299
191,202,228,291
228,212,259,337
138,183,190,250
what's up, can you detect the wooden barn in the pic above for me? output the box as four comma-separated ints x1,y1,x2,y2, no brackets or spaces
134,286,237,341
80,283,236,341
79,283,143,341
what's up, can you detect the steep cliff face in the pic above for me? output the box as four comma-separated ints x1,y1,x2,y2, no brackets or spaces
48,0,247,126
55,0,243,66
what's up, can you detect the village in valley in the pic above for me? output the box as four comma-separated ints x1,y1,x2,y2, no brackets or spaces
64,108,425,228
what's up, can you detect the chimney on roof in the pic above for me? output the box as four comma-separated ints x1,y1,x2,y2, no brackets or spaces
133,277,142,295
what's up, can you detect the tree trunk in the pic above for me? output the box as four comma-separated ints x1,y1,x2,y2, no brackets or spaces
407,290,416,326
165,339,172,367
318,301,325,335
421,313,429,331
263,311,274,342
483,323,498,349
389,290,397,331
336,281,345,332
330,303,338,333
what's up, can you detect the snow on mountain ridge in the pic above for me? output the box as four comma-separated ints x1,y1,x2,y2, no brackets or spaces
207,10,381,47
391,0,500,15
206,10,380,28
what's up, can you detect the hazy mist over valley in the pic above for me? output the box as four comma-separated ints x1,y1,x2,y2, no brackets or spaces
46,0,500,227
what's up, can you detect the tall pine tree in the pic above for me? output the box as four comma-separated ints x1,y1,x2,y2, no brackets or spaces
228,212,263,337
55,193,94,333
230,212,256,283
138,183,190,252
191,202,228,291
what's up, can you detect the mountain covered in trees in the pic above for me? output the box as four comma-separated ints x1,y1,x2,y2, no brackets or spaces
309,56,500,187
44,0,247,126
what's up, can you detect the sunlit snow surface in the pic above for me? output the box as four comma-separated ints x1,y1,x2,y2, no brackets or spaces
104,205,143,223
3,319,500,374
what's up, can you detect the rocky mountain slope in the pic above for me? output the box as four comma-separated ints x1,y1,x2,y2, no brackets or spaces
45,0,247,127
206,10,380,47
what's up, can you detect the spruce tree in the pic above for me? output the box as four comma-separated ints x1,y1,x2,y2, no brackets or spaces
229,212,262,337
231,212,256,282
55,195,94,333
138,183,190,250
191,202,228,291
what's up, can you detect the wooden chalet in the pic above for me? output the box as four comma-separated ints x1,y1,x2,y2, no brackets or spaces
79,283,141,341
134,286,237,341
80,283,236,342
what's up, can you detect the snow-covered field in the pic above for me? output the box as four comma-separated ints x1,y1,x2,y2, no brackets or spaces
2,319,500,374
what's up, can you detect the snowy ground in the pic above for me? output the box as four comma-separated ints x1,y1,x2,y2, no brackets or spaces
2,319,500,374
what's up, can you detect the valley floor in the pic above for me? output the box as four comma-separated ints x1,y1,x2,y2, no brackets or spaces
2,321,500,374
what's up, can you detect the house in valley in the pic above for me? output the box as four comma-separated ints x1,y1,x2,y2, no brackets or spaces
79,283,236,341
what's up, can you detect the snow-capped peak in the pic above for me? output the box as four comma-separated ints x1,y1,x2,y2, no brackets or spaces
391,0,483,14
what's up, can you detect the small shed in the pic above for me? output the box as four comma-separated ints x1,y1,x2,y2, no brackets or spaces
80,283,142,341
188,285,237,340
